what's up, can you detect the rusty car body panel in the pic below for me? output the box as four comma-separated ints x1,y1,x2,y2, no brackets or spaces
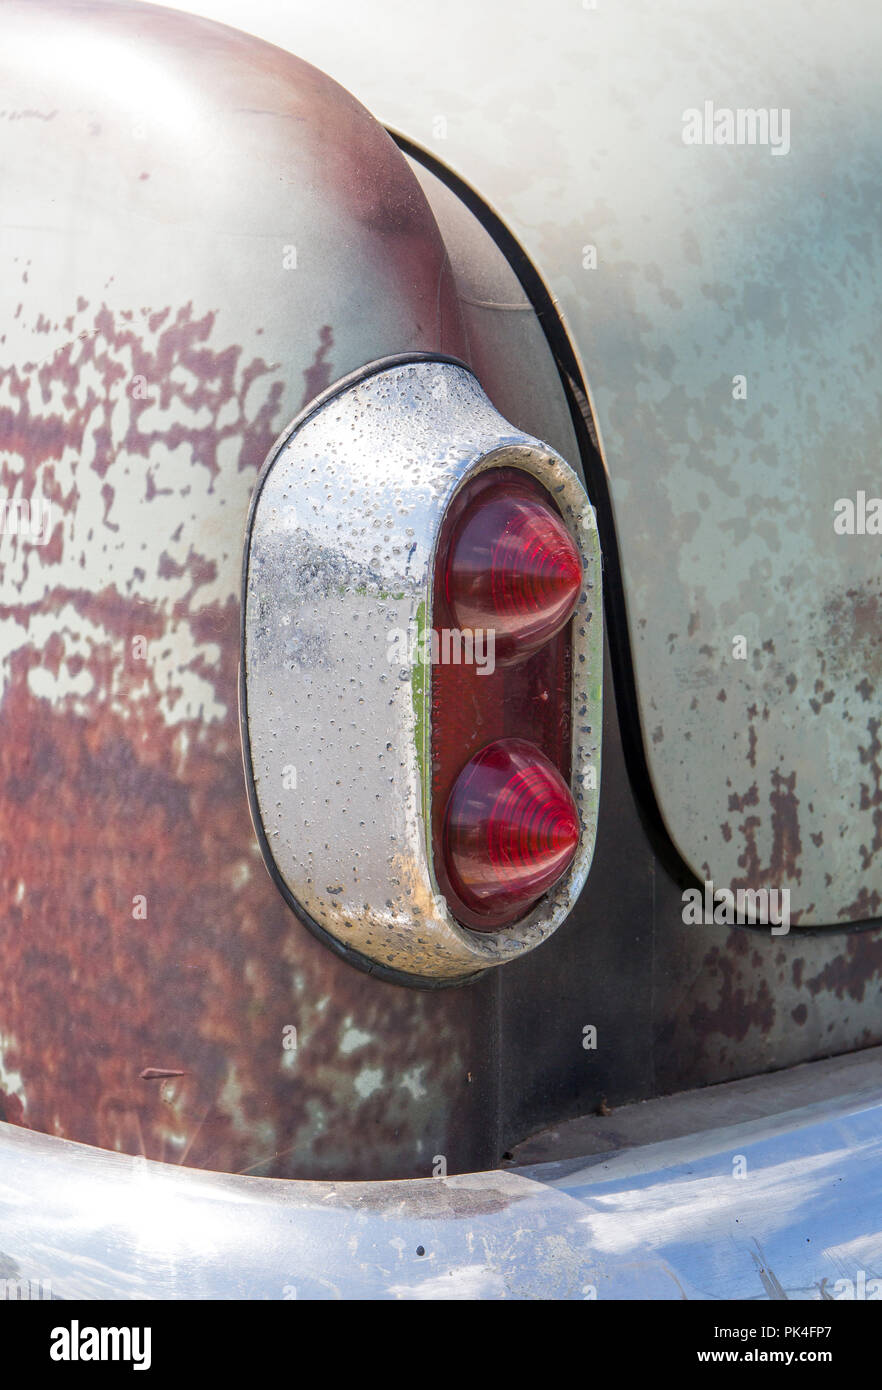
0,0,500,1179
0,0,880,1249
188,0,882,931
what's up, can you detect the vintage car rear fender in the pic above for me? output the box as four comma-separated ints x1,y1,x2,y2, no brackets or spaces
0,0,517,1179
1,0,609,1179
3,0,882,1185
181,0,882,928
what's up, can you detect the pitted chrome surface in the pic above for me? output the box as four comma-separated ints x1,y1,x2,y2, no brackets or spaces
243,360,602,979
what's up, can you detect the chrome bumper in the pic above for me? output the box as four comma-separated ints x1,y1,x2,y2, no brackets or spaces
1,1055,880,1300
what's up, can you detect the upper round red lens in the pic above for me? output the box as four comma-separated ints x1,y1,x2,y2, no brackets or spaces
444,480,582,664
443,737,580,927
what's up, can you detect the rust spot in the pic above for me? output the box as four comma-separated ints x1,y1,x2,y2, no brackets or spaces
301,324,334,408
687,941,776,1043
823,584,882,686
857,717,882,873
803,931,882,1004
730,768,803,894
0,292,487,1179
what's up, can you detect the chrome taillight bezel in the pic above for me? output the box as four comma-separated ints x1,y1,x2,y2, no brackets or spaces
240,355,602,984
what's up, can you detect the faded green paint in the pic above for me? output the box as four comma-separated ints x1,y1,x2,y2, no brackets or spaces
206,0,882,926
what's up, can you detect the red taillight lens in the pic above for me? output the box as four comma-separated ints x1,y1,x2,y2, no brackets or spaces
445,483,582,664
431,467,582,932
444,738,580,921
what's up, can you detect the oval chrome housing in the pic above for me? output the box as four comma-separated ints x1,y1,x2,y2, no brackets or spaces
240,357,602,983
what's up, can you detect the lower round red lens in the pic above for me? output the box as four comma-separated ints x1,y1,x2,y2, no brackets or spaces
443,737,580,927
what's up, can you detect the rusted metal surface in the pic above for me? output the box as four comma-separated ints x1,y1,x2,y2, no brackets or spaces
165,0,882,1147
494,634,882,1140
0,0,506,1179
3,0,881,1182
406,130,882,1135
198,0,882,928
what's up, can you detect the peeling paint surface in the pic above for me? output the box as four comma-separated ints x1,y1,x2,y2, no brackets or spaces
0,0,504,1179
3,0,881,1180
192,0,882,925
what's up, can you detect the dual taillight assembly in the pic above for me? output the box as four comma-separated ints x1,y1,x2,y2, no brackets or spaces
243,356,600,983
432,468,583,932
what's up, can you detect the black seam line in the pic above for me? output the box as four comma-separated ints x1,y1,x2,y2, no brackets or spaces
392,129,882,940
239,352,482,990
390,133,697,888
